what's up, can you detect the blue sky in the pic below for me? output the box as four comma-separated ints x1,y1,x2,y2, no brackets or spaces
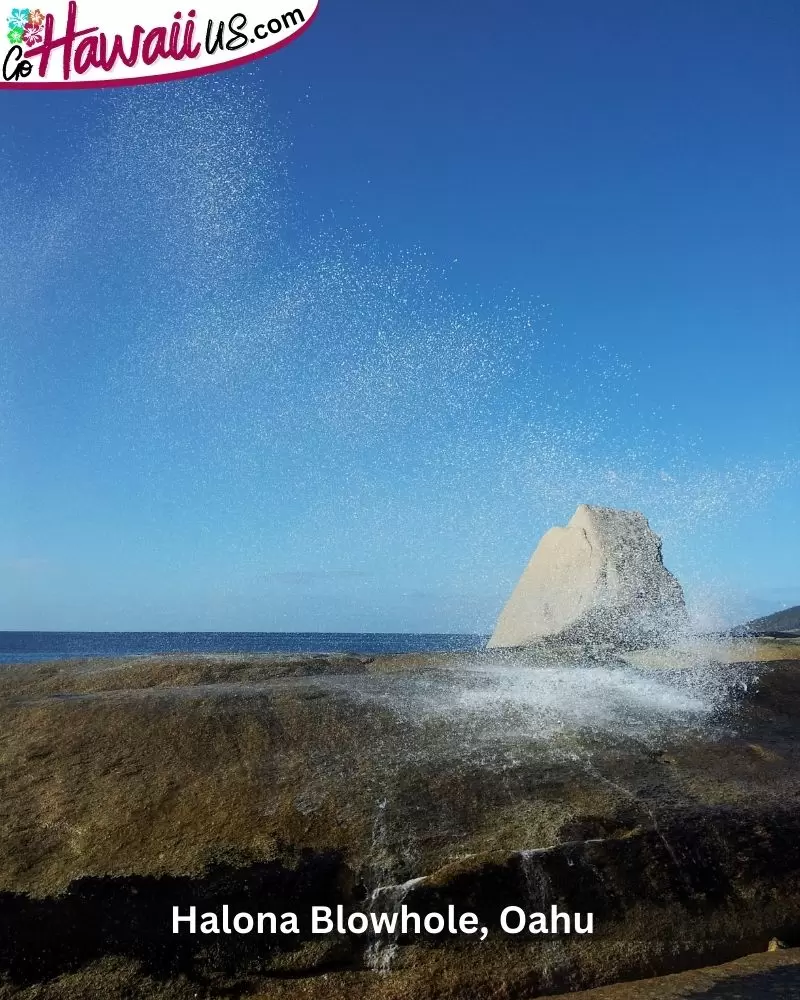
2,0,798,631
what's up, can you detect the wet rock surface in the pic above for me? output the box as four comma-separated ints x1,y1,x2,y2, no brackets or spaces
1,640,799,997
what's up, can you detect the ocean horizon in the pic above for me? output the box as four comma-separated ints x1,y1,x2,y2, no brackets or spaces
0,631,488,665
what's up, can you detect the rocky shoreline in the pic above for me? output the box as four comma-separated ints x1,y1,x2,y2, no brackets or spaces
1,640,799,998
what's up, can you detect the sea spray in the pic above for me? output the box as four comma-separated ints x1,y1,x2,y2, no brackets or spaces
2,79,796,631
308,656,759,746
365,876,426,973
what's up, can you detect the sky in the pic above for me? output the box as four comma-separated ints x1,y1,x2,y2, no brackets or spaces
1,0,799,632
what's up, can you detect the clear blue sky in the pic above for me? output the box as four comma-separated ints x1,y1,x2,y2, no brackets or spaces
2,0,798,631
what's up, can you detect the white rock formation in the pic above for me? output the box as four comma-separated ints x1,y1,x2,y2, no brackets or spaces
488,504,686,648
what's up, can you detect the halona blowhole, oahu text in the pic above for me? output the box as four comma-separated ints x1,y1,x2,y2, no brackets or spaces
172,904,595,938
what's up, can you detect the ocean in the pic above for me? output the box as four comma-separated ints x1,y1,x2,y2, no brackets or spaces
0,632,487,665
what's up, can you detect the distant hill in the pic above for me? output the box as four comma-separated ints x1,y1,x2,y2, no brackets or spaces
742,605,800,636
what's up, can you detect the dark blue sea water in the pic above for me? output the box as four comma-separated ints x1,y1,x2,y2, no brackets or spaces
0,632,487,665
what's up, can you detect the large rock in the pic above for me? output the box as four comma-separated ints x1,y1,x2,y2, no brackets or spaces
1,644,800,998
488,504,686,649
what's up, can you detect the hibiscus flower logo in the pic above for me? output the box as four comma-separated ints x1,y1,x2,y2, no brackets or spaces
6,8,48,47
6,7,29,31
22,19,41,44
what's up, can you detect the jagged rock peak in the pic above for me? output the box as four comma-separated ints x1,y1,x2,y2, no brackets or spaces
488,504,686,649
